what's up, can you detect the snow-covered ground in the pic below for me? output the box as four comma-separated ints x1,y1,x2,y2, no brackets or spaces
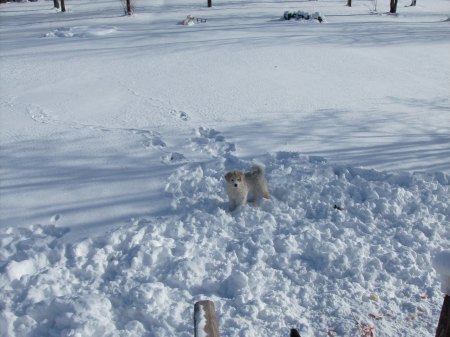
0,0,449,336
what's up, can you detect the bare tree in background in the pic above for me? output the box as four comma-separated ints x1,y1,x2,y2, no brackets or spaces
390,0,399,13
347,0,352,7
410,0,416,6
126,0,131,15
53,0,59,9
121,0,134,15
61,0,65,12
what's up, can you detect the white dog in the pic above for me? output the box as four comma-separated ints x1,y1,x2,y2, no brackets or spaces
224,165,270,211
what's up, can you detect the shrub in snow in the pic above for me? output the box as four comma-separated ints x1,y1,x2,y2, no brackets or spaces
434,251,450,295
283,10,324,23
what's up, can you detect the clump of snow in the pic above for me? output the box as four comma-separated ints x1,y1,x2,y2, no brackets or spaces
433,251,450,295
5,259,37,281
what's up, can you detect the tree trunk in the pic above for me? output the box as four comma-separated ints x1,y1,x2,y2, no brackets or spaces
60,0,65,12
53,0,59,9
347,0,352,6
390,0,398,13
436,295,450,337
208,0,212,7
410,0,416,5
126,0,132,15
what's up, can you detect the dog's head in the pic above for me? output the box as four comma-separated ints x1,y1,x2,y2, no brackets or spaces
224,171,245,188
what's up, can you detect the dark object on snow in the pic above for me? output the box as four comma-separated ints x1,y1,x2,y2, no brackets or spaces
334,204,344,211
436,295,450,337
283,11,323,23
290,328,301,337
194,300,220,337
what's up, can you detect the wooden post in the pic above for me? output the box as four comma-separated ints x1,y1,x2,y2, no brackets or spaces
194,300,220,337
436,295,450,337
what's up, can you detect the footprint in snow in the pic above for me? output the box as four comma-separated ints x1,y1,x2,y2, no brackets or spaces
170,109,190,121
27,105,51,124
190,127,236,158
51,214,61,222
161,152,187,165
131,129,167,149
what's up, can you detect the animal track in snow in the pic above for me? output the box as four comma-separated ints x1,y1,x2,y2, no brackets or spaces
27,105,51,124
190,127,236,158
170,109,190,121
130,129,167,149
161,152,187,165
51,214,61,223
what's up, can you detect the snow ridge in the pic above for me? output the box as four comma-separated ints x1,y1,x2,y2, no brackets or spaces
1,128,449,337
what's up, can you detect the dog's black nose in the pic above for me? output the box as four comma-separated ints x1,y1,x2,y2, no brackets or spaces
234,184,238,187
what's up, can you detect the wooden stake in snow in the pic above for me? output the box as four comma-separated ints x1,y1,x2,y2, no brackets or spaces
194,300,220,337
436,295,450,337
433,251,450,337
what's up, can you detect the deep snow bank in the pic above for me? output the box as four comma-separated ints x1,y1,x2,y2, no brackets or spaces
1,129,449,337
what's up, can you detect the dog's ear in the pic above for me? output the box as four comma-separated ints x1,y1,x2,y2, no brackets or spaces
224,172,233,182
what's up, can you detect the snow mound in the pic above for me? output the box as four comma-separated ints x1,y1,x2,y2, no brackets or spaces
1,128,448,336
44,26,117,38
433,251,450,295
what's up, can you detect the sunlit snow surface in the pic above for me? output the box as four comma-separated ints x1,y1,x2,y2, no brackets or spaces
0,0,449,336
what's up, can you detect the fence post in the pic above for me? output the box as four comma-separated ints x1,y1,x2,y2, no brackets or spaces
194,300,220,337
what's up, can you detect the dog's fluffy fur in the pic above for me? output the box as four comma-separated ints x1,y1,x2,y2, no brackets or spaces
224,165,270,211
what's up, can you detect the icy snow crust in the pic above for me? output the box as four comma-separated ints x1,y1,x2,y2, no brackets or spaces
1,129,449,337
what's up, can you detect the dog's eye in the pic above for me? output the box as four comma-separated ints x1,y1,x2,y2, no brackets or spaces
237,178,241,181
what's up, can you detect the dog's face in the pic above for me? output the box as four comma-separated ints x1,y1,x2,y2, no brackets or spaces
224,171,245,189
